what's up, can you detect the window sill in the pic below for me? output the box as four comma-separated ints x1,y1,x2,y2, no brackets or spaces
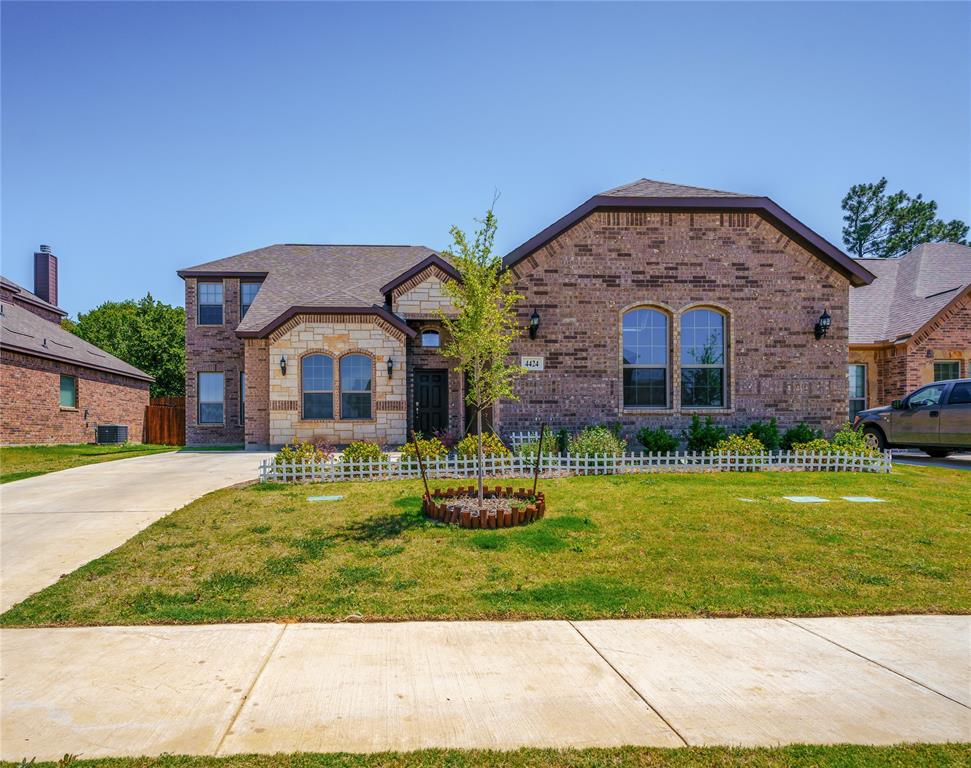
620,408,676,415
59,407,79,412
196,422,227,427
680,407,734,415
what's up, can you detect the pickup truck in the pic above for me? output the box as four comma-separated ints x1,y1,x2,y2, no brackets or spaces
853,378,971,458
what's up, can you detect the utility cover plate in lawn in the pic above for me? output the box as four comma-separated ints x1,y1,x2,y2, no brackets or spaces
308,495,343,502
842,496,886,503
784,496,829,503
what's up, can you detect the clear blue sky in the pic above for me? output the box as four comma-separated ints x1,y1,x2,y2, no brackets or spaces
2,1,969,315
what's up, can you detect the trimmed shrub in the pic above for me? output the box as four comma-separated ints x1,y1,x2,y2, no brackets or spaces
456,432,511,459
682,415,728,453
791,438,833,453
275,440,329,466
744,419,781,451
516,430,560,459
831,422,881,456
399,434,448,463
636,425,679,453
555,428,570,454
714,433,766,454
341,441,386,462
781,422,823,450
568,425,628,456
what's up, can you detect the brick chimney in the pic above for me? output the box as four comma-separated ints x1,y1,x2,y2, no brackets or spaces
33,244,58,306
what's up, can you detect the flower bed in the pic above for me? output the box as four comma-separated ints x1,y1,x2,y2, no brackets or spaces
422,485,546,528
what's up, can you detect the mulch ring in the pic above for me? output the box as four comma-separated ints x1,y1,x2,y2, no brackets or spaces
423,485,546,529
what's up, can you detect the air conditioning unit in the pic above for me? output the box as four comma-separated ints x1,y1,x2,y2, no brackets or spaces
96,424,128,444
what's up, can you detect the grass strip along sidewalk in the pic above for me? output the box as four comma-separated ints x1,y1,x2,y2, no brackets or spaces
0,443,177,483
3,464,967,625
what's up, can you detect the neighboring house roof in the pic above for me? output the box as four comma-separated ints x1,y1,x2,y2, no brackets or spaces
178,244,439,336
0,299,153,382
503,178,876,287
849,242,971,345
0,276,67,317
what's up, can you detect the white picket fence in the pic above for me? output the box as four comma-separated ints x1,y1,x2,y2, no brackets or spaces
259,450,892,483
507,431,541,448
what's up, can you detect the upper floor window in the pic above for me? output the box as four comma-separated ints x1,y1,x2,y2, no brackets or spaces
622,308,668,408
59,374,78,409
681,308,726,408
198,372,225,424
198,281,224,325
421,329,441,348
848,364,867,420
341,354,372,419
302,354,334,420
240,282,261,318
933,360,961,381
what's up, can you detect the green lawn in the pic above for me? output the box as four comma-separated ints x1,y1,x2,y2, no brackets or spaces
4,464,968,626
4,745,971,768
0,443,178,483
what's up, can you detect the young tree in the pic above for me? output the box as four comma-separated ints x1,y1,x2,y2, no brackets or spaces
841,178,968,259
439,208,525,507
63,293,185,397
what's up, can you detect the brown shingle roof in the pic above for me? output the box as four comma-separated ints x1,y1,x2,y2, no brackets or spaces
600,178,751,198
178,244,439,335
849,242,971,344
0,276,67,317
0,299,153,381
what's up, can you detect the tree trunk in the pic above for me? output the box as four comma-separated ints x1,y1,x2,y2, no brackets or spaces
476,406,484,508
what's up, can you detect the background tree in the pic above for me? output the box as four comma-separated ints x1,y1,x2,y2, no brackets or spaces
62,293,185,397
440,208,525,507
841,177,968,259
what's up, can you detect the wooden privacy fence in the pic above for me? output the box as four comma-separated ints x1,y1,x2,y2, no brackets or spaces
144,396,185,445
260,450,893,483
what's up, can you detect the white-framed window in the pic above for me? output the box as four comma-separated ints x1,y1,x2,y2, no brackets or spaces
59,374,78,409
301,354,334,420
198,372,225,424
197,281,224,325
340,354,372,419
622,307,669,408
933,360,961,381
421,329,441,348
681,308,727,408
848,363,867,420
240,282,261,318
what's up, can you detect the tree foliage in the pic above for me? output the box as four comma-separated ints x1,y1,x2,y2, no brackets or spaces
841,177,968,259
62,293,185,397
439,207,525,505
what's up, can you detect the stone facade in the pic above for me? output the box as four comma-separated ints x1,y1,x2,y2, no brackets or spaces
264,314,407,446
392,271,455,320
500,210,850,437
850,288,971,408
0,349,149,445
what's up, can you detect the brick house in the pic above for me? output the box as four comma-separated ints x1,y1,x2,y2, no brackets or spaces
1,246,153,445
848,242,971,419
179,180,875,449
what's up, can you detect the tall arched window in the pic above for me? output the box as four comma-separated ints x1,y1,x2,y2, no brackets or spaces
302,354,334,419
681,308,726,408
622,307,669,408
341,354,373,419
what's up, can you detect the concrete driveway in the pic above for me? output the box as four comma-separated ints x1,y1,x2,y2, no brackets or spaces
0,451,273,611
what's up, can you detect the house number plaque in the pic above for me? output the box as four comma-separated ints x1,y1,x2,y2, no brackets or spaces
521,356,544,371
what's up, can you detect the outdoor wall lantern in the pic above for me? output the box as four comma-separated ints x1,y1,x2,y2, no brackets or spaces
529,309,540,340
279,355,287,376
387,358,394,379
814,309,832,340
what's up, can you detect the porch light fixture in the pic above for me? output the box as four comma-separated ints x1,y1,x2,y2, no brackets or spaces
814,309,832,340
387,357,394,379
279,355,287,376
529,309,540,340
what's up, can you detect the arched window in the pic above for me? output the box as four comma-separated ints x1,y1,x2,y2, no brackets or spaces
421,329,441,348
681,308,726,408
302,355,334,419
622,307,669,408
340,354,373,419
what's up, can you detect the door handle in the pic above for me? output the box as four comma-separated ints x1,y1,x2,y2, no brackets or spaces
929,410,939,418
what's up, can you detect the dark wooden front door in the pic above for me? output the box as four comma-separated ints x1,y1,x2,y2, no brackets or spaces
415,369,448,435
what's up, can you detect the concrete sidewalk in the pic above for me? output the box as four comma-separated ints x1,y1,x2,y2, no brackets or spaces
0,451,273,611
2,616,968,761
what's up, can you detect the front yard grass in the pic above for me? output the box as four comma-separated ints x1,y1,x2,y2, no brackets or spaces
0,443,177,483
2,465,968,626
3,745,969,768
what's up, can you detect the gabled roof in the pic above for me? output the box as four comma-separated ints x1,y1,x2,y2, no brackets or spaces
503,178,875,287
379,253,460,295
849,242,971,345
178,244,438,336
0,276,67,317
0,299,153,381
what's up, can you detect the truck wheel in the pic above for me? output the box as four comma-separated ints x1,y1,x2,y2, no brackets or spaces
924,448,952,459
861,426,886,451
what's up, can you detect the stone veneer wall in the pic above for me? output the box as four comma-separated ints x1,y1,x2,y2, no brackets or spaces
267,315,407,446
500,210,851,437
0,350,149,444
392,271,455,320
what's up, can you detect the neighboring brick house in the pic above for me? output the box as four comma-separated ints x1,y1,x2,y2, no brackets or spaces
179,179,875,449
1,246,153,445
849,242,971,418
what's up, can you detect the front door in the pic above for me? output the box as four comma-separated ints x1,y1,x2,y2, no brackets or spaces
414,369,448,436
